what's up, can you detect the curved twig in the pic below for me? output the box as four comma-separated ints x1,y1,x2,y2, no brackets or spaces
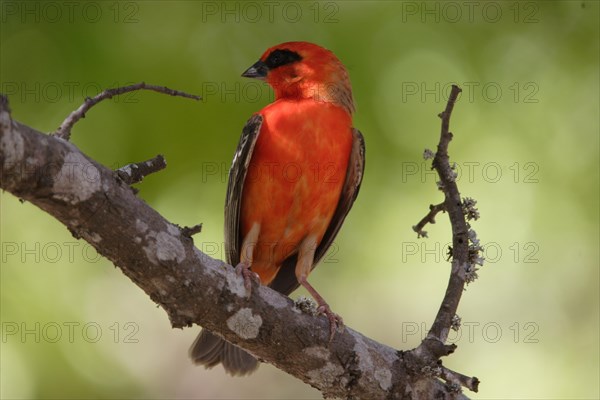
410,85,480,393
53,82,201,140
427,85,470,344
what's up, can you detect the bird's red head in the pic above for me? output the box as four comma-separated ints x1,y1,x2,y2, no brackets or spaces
242,41,355,114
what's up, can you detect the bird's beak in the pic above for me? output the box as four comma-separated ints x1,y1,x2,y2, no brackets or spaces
242,60,268,80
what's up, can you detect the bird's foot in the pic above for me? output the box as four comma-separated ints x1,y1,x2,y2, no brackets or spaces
298,276,344,342
235,262,260,296
317,303,344,342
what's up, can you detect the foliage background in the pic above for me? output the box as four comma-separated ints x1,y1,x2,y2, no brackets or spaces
1,1,598,399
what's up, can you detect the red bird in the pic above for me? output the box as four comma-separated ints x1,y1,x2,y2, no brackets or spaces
190,41,365,376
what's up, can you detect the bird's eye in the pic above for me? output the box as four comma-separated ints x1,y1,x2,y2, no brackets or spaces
272,53,282,63
265,49,302,69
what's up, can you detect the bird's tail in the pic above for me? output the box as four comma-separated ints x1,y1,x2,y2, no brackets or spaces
189,330,259,376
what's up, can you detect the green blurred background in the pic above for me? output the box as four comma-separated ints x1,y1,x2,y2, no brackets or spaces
1,1,598,399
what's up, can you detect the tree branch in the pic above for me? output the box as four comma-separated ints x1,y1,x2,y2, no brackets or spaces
181,223,203,238
412,202,446,238
440,365,480,393
409,85,480,393
427,85,470,344
53,82,201,140
115,154,167,185
1,87,478,398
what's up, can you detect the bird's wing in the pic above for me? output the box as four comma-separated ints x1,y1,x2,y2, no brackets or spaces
224,114,263,266
269,128,366,295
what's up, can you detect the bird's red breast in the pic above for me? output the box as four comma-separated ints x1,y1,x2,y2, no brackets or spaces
240,99,353,284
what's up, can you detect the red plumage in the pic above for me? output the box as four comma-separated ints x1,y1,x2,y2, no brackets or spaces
190,41,365,376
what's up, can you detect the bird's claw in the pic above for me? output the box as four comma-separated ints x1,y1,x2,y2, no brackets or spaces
235,262,260,296
317,303,344,342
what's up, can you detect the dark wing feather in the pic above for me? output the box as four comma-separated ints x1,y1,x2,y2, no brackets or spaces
188,115,263,377
224,114,263,266
269,128,366,295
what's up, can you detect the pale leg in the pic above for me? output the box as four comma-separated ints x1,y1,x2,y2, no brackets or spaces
295,235,344,341
237,223,261,294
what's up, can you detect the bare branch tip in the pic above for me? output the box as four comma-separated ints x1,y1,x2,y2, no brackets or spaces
181,224,203,238
413,225,429,238
440,365,479,393
115,154,167,185
413,202,446,238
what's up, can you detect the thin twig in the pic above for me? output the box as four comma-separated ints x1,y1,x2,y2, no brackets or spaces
440,365,480,393
181,224,203,238
53,82,201,140
409,85,479,392
115,154,167,185
427,84,468,345
412,202,446,238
